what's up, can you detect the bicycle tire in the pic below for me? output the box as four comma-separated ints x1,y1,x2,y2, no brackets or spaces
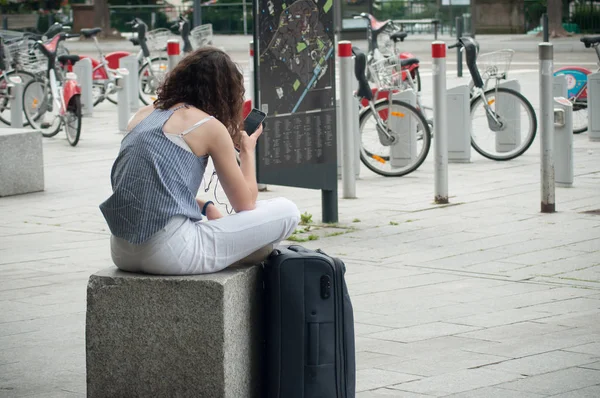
22,77,61,138
64,94,82,146
470,87,537,161
0,70,37,126
359,98,431,177
138,56,168,105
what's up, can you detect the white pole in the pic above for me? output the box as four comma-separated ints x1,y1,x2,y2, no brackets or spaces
117,68,130,133
167,40,180,73
338,41,357,199
432,41,448,204
120,55,140,112
8,76,23,128
73,58,93,116
539,43,555,213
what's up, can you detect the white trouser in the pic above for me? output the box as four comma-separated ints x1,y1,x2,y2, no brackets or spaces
110,197,300,275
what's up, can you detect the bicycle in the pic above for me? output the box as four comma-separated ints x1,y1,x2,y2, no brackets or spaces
553,35,600,134
449,37,537,161
22,32,83,146
353,49,432,177
126,18,169,105
351,12,421,92
172,15,213,55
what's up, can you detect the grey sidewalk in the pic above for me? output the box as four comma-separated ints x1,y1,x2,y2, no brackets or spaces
1,51,600,396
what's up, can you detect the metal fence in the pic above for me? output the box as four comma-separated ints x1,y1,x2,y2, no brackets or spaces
108,3,252,35
109,0,471,36
524,0,600,34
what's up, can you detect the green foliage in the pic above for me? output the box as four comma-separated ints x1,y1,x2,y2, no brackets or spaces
300,212,313,226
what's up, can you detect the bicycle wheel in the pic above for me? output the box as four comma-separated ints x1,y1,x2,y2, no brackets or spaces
470,87,537,161
572,100,587,134
23,78,62,138
138,56,168,105
0,70,37,126
64,94,82,146
359,98,431,177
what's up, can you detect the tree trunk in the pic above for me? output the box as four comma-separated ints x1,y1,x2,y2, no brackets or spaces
547,0,569,37
93,0,117,38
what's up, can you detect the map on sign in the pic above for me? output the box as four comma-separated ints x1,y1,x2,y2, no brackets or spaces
258,0,335,115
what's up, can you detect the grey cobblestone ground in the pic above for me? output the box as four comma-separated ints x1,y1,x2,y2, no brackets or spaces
0,34,599,397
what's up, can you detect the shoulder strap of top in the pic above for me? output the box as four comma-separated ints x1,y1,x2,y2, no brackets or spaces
179,116,215,137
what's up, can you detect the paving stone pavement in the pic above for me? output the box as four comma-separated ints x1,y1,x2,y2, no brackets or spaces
1,39,600,397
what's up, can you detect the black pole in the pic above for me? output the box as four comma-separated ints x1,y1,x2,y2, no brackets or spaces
542,13,549,42
2,16,7,30
193,0,202,28
456,17,463,78
321,188,338,223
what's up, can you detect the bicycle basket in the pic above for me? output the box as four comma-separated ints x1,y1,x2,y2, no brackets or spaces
190,24,213,49
368,58,406,90
477,49,514,79
145,28,173,53
5,38,47,74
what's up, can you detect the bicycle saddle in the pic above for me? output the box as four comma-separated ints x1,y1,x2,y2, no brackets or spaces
58,54,80,65
129,37,140,46
354,50,373,101
581,36,600,48
366,14,392,33
400,57,419,67
80,28,102,38
390,31,407,42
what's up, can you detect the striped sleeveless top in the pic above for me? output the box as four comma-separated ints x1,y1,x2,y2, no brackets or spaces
99,105,210,244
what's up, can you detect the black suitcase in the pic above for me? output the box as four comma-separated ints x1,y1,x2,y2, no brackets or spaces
263,245,356,398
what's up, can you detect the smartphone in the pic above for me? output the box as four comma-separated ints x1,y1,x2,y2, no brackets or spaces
244,108,267,135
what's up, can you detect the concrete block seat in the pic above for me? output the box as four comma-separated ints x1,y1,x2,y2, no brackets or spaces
86,265,264,398
0,128,44,197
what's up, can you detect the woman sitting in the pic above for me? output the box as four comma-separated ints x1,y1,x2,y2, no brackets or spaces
99,47,300,275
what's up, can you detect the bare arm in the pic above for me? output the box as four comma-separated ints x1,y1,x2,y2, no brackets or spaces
204,122,261,212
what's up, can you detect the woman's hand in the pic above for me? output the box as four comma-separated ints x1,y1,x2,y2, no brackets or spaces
238,124,263,154
196,198,223,220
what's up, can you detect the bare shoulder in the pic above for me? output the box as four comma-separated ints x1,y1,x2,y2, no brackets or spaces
126,105,155,132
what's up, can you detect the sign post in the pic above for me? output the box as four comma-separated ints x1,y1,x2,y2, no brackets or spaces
254,0,338,223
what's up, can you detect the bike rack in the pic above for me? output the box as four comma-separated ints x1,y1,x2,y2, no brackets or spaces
495,80,521,153
73,58,93,117
389,89,418,168
447,85,471,163
553,74,568,99
553,97,574,187
588,72,600,142
116,68,130,133
119,55,140,112
6,75,23,128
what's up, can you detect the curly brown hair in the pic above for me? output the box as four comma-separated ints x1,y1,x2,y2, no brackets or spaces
154,46,245,144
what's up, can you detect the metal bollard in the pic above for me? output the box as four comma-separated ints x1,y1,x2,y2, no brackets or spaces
119,55,140,112
539,43,555,213
553,97,573,187
588,72,600,141
338,41,356,199
116,68,130,133
495,80,521,152
8,76,23,128
167,40,180,73
432,41,448,204
73,58,93,116
455,17,463,78
447,85,470,163
553,74,568,98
